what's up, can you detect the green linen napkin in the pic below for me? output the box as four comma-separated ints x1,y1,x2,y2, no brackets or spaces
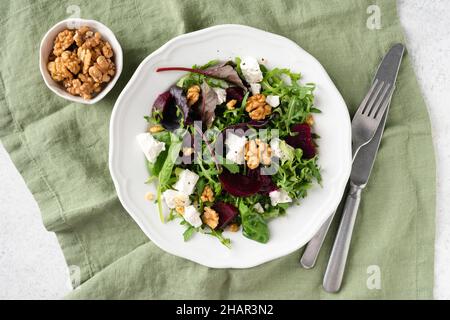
0,0,435,299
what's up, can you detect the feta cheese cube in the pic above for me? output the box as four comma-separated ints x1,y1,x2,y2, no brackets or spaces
266,95,280,108
174,169,199,195
269,190,292,206
250,83,261,95
136,132,165,163
213,87,227,105
162,189,190,209
225,132,247,164
183,205,202,228
253,203,264,213
240,56,263,84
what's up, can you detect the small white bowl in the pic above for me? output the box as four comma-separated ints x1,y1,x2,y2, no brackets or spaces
39,18,123,105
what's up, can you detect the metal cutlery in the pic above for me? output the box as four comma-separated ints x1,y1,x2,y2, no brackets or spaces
322,43,405,293
300,44,405,272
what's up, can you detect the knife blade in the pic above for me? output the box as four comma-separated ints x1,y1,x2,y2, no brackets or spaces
300,43,405,270
322,43,405,293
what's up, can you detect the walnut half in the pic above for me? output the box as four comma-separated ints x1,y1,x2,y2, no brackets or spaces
245,94,272,120
244,139,272,169
202,207,219,229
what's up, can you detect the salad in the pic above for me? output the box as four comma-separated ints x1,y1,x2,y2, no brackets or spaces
136,56,321,247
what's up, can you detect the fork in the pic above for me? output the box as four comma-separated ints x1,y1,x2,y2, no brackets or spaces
300,79,393,270
351,78,392,159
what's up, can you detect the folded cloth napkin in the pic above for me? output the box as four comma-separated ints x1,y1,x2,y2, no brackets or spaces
0,0,435,299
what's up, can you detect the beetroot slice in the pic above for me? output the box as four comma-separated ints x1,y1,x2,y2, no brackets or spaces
247,169,278,195
286,123,316,159
213,201,239,229
219,169,262,197
226,87,245,103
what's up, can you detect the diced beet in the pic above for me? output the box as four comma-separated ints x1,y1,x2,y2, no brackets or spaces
213,201,239,228
219,169,262,197
286,123,316,159
226,87,245,103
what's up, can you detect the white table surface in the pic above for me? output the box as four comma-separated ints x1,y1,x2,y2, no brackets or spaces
0,0,449,299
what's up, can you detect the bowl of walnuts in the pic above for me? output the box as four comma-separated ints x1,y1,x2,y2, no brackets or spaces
39,18,123,104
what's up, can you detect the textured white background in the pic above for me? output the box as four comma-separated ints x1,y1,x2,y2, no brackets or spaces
0,0,449,299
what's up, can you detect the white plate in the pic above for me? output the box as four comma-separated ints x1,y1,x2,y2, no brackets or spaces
109,24,351,268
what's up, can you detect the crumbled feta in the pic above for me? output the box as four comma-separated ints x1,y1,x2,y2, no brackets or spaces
225,132,247,164
136,132,165,163
250,83,261,95
266,95,280,108
213,87,227,105
269,190,292,206
183,205,203,228
270,138,294,162
253,203,264,213
240,56,263,84
174,169,199,195
162,189,190,209
270,137,284,160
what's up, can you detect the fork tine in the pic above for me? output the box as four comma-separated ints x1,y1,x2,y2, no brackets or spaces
373,85,395,119
356,79,379,116
367,82,391,117
362,80,385,115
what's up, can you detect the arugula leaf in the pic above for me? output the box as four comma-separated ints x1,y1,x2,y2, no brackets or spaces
207,229,231,248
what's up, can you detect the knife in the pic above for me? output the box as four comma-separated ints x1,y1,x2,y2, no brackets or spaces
322,43,405,292
300,43,405,270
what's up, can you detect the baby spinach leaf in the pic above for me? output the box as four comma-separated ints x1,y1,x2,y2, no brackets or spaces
239,201,270,244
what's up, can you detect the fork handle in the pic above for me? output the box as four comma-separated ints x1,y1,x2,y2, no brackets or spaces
323,182,362,293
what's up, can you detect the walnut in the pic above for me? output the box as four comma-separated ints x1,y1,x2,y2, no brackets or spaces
245,140,260,169
89,56,115,83
48,58,72,82
245,94,272,120
175,206,185,215
306,114,314,126
148,125,164,133
245,139,272,169
226,99,237,110
53,30,75,56
202,207,219,229
173,195,189,207
60,51,81,75
102,42,114,58
64,79,82,96
76,74,101,100
187,85,201,106
182,147,194,157
77,47,92,75
73,26,90,47
144,191,155,201
200,186,214,202
82,31,102,49
227,223,240,232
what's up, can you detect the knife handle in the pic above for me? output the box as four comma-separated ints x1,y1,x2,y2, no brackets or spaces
300,212,336,269
323,182,362,293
